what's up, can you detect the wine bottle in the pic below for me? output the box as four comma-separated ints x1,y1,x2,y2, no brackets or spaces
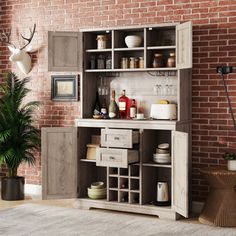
130,99,137,119
119,90,129,119
101,98,107,115
108,90,117,119
93,91,101,115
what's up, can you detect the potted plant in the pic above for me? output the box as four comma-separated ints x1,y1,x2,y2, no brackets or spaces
0,72,40,200
223,152,236,171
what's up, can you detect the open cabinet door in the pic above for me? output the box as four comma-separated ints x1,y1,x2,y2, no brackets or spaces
48,31,83,71
42,127,78,199
176,21,192,69
172,131,189,217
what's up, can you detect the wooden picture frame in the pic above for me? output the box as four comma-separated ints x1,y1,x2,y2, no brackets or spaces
51,75,79,101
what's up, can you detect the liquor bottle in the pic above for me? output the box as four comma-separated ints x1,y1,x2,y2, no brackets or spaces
119,90,129,119
101,98,107,115
108,90,117,119
130,99,137,119
93,91,101,115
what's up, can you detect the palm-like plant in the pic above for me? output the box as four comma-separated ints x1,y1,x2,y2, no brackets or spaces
0,72,40,177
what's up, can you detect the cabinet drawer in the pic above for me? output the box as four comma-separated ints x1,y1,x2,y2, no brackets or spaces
96,148,139,168
101,129,139,148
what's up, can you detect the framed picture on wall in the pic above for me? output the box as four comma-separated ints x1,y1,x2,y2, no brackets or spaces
51,75,79,101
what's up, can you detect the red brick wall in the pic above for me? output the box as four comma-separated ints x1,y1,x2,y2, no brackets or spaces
1,0,236,201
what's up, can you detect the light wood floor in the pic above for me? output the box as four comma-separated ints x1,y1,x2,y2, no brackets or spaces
0,195,200,224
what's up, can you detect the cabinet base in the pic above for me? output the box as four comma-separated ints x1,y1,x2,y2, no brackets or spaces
74,198,179,220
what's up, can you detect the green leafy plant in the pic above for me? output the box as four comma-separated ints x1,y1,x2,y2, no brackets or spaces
223,152,236,160
0,72,40,177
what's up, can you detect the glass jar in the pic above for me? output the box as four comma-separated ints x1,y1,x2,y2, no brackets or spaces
96,35,108,49
106,55,112,69
152,53,163,68
121,57,128,69
139,57,144,68
90,55,96,69
134,58,139,68
97,54,105,69
129,57,135,69
166,52,175,68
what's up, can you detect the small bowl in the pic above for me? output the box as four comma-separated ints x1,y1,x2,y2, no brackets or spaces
91,181,105,189
87,187,107,199
125,35,142,48
156,148,169,154
153,153,170,158
158,143,169,150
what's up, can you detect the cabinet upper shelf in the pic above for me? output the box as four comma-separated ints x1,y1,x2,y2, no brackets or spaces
83,22,192,72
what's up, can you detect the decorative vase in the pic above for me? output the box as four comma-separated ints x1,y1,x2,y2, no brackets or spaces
1,176,25,200
227,160,236,171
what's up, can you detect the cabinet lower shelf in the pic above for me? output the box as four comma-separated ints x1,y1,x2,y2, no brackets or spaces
75,198,177,219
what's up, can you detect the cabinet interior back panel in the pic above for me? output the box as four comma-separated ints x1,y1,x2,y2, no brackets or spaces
109,72,178,117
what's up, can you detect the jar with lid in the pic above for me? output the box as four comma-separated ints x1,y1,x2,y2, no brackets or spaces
129,57,135,69
121,57,129,69
97,54,105,69
152,53,163,68
90,55,96,69
96,35,108,49
139,57,144,68
166,52,175,68
106,55,112,69
134,58,139,68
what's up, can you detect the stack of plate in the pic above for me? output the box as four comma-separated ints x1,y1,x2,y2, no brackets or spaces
87,181,106,199
153,143,171,164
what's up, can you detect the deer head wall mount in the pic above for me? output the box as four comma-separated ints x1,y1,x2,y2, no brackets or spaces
0,24,36,75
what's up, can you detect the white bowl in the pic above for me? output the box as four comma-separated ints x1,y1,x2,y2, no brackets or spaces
91,181,105,189
156,148,169,154
153,153,171,164
125,35,142,48
153,153,170,158
158,143,170,149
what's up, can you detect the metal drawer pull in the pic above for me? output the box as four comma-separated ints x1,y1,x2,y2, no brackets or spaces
109,156,115,160
114,137,120,140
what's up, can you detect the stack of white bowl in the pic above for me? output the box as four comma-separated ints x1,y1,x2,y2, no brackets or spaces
153,143,171,164
87,181,106,199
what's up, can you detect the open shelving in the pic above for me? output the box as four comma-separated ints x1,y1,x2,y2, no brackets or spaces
83,25,179,72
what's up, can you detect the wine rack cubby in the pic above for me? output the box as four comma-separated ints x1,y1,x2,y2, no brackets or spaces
107,165,141,204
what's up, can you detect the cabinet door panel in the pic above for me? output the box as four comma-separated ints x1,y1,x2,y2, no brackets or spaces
48,31,82,71
42,127,77,199
172,131,188,217
176,21,192,69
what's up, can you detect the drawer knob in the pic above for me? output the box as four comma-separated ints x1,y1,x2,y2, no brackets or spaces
114,137,120,140
109,156,115,160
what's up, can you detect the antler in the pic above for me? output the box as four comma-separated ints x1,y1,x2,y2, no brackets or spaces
20,23,36,50
0,28,16,48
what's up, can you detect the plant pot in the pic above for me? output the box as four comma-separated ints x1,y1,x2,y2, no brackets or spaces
227,160,236,171
1,176,25,201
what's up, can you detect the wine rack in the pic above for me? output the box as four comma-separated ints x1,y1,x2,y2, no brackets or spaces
107,165,141,204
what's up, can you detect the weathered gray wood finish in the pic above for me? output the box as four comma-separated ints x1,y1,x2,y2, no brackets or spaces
48,31,82,71
42,127,78,199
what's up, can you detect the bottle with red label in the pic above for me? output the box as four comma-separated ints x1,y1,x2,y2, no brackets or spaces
119,90,129,119
130,99,137,119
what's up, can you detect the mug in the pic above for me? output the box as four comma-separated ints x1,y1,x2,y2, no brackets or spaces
136,113,144,119
157,182,169,202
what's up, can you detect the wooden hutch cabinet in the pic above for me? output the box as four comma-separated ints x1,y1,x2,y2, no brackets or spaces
43,21,192,220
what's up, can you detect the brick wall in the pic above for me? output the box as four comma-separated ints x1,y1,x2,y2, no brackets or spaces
1,0,236,201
